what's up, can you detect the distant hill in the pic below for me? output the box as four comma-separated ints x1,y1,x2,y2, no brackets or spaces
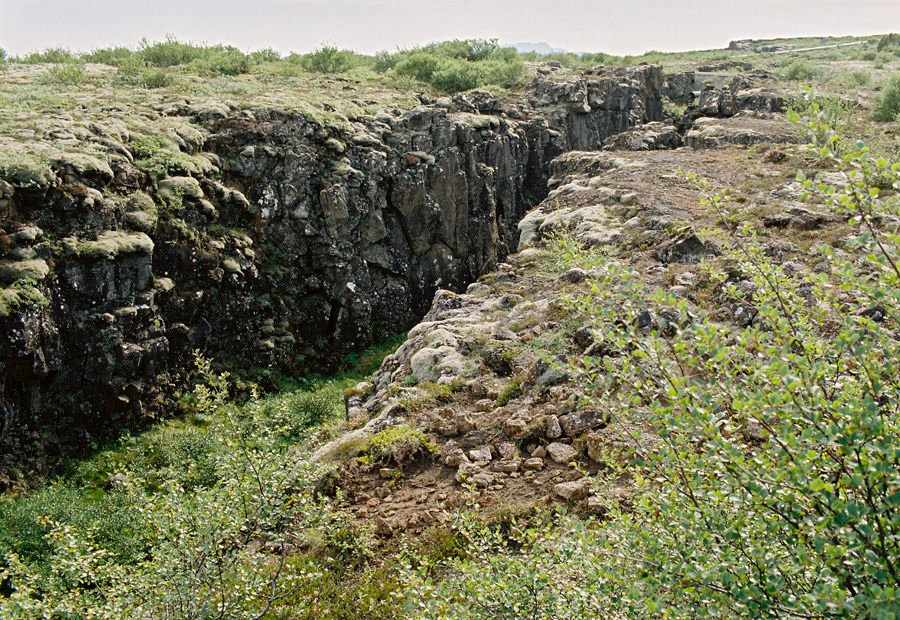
507,42,568,55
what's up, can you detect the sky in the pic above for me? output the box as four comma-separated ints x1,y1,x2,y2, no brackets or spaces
0,0,897,57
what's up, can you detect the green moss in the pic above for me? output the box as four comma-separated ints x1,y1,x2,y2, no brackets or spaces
158,176,203,199
126,190,156,212
344,383,374,399
79,231,154,260
155,175,204,211
0,285,48,318
0,259,50,285
457,112,501,130
221,257,242,274
360,424,436,467
153,277,175,292
131,135,212,180
0,143,57,189
124,210,158,232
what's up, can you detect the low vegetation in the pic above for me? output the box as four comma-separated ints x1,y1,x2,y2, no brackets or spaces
2,31,899,619
874,74,900,121
0,344,396,618
383,39,524,93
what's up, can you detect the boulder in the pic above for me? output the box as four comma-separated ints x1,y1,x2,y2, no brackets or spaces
554,479,591,501
544,415,563,440
558,410,606,436
546,442,579,464
524,457,545,470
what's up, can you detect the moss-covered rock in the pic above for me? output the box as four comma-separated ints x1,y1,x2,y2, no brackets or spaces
124,210,158,232
51,153,114,184
0,142,58,189
11,226,43,245
126,191,156,212
153,276,175,292
79,231,154,260
221,257,242,274
0,259,50,285
0,285,48,317
157,176,203,209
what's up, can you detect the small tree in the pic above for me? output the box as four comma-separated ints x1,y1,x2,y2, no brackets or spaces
301,44,354,74
873,74,900,122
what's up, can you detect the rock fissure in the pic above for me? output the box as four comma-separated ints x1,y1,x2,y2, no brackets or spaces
0,64,774,473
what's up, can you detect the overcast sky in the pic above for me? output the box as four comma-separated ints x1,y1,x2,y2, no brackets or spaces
1,0,897,56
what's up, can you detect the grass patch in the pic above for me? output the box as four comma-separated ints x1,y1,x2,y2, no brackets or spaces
495,376,524,408
396,379,464,412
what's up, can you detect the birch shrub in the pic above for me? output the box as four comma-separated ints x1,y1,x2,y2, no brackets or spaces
0,356,369,619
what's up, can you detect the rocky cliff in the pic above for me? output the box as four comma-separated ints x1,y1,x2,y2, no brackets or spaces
0,65,663,472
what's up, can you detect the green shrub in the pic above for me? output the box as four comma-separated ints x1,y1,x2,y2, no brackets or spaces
137,67,174,88
133,37,251,75
137,35,205,67
782,58,819,81
569,112,897,616
268,384,343,437
0,355,348,619
249,47,281,63
392,42,524,93
495,376,523,407
21,47,77,64
395,52,442,82
116,57,174,89
192,45,251,76
83,46,134,66
403,513,611,619
479,56,525,85
877,33,899,52
40,63,89,86
430,59,482,93
874,74,900,121
424,39,509,62
838,70,870,87
0,485,146,568
301,44,355,74
373,50,400,73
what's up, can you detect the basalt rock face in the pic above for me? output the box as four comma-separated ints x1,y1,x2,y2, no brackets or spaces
0,67,663,471
526,66,664,150
204,106,547,355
